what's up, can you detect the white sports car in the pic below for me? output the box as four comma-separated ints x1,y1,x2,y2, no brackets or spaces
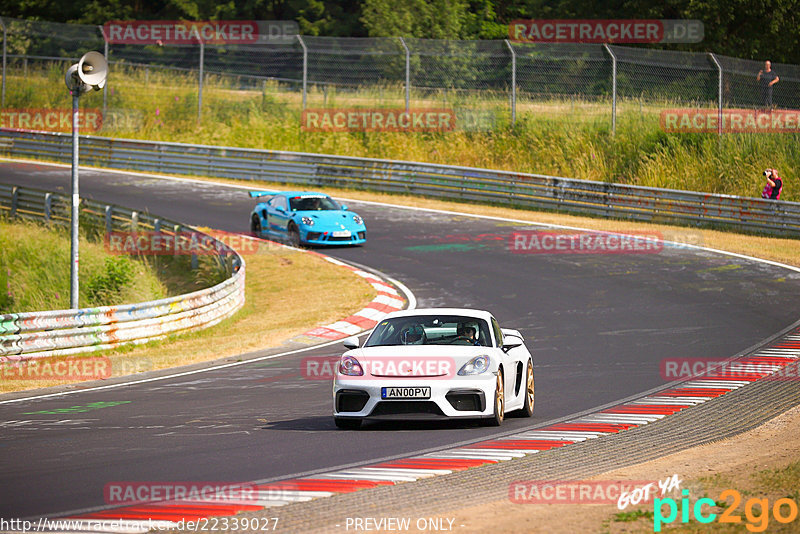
332,308,534,429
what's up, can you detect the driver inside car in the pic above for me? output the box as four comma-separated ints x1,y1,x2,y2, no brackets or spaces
456,322,481,346
400,324,426,345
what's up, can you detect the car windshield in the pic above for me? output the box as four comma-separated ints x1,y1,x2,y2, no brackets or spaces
365,315,492,347
289,195,339,211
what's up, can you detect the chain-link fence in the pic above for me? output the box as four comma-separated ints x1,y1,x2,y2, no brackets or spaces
2,16,799,132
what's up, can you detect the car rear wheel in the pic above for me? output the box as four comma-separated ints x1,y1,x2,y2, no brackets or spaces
334,417,361,430
521,360,534,417
484,369,504,426
251,214,261,235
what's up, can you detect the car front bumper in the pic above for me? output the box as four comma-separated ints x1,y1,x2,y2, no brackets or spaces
333,374,497,420
302,229,366,246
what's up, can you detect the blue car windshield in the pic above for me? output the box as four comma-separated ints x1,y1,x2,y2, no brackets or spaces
289,196,339,211
365,315,492,347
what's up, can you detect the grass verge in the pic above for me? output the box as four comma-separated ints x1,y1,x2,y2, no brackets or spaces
0,218,167,312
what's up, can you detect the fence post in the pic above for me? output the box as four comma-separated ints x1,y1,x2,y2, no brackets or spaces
44,193,52,222
398,37,410,112
1,18,6,109
10,186,17,218
708,53,723,136
197,39,204,121
296,35,307,109
603,44,617,135
173,224,182,258
105,205,112,234
98,25,109,119
504,39,516,126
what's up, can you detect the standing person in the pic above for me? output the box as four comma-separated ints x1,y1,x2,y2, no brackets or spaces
761,169,783,200
757,61,779,109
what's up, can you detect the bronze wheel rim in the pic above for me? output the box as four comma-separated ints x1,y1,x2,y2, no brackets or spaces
526,363,534,408
495,371,504,422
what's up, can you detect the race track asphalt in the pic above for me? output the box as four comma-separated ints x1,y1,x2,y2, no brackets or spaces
2,160,800,519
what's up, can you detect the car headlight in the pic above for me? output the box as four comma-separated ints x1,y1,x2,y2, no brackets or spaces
301,216,314,226
338,355,364,376
458,355,490,375
352,215,363,225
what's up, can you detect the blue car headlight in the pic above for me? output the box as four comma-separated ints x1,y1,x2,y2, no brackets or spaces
301,216,314,226
352,215,363,225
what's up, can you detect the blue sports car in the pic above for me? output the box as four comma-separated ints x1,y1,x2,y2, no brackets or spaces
249,191,367,246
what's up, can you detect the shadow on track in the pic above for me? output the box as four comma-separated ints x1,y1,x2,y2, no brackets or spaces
262,416,487,432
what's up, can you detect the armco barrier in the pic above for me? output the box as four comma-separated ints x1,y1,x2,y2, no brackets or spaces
0,183,245,360
1,129,799,237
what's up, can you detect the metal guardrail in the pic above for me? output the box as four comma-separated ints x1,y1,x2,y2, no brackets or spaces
0,182,246,359
1,128,799,237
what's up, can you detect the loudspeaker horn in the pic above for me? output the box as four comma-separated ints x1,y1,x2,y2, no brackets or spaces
77,51,108,91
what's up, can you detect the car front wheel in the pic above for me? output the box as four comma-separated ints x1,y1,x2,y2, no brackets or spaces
288,224,301,247
521,360,534,417
251,215,261,235
484,369,504,426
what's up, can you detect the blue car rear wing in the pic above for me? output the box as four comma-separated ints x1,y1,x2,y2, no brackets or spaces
249,190,278,198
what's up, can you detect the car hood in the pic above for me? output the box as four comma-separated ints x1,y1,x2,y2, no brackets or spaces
295,210,363,227
344,345,493,378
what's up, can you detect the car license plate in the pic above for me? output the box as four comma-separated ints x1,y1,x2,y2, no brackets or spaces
333,230,351,237
381,386,431,399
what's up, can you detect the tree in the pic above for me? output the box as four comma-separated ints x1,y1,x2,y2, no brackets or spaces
361,0,471,39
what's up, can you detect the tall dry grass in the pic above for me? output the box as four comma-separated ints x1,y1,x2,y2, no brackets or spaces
4,61,799,201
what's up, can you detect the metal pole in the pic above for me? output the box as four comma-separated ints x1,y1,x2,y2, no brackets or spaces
70,92,80,309
399,37,410,112
1,18,6,109
99,25,109,119
504,39,516,126
604,44,617,135
296,35,307,109
198,40,204,121
709,53,723,136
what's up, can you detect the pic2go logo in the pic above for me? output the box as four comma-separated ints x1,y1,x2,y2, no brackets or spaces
654,489,800,532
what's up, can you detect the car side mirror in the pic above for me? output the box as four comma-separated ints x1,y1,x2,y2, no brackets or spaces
341,204,348,211
277,207,285,214
502,340,522,353
343,336,359,350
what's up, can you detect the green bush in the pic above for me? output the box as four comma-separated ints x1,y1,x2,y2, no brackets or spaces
86,257,136,306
